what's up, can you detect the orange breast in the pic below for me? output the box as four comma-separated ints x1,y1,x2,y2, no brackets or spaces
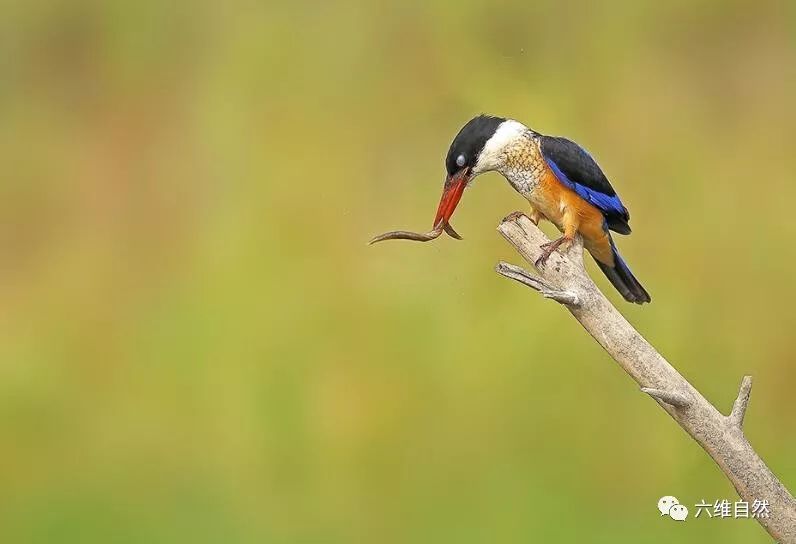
534,166,615,266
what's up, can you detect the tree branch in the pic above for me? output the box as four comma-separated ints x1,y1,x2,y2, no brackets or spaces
730,375,753,428
495,261,580,306
496,212,796,543
639,387,691,408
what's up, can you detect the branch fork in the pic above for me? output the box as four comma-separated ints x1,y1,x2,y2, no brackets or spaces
495,261,580,306
729,375,753,428
639,387,691,408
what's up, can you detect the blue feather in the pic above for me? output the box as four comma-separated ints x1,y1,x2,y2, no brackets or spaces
545,158,626,215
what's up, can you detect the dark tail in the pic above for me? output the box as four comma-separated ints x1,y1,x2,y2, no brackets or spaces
595,239,651,304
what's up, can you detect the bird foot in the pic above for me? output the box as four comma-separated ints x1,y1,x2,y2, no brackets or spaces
502,211,528,223
534,236,573,268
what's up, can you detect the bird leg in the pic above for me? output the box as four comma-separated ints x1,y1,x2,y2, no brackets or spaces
528,206,546,226
503,207,548,226
535,207,578,268
502,210,528,223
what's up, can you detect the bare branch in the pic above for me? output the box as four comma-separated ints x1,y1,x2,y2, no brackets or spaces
496,261,580,306
730,375,753,428
640,387,691,408
496,212,796,543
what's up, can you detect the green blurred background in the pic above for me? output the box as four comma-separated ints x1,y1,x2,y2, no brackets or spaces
2,0,795,542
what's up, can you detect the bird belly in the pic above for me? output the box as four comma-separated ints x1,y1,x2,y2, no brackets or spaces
581,217,614,266
525,172,572,229
528,169,615,265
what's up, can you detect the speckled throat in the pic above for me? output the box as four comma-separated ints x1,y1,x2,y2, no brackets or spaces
496,131,546,198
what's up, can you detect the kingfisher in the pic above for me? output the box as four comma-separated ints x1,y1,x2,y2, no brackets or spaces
436,114,651,304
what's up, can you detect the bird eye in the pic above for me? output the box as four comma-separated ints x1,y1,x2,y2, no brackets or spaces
456,154,466,168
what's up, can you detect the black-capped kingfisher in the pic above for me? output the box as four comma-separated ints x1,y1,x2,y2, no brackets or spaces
436,114,651,304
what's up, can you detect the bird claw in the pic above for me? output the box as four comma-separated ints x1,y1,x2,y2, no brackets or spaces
534,252,552,268
534,237,571,268
502,211,528,223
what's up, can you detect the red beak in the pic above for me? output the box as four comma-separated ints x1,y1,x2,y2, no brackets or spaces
433,169,470,228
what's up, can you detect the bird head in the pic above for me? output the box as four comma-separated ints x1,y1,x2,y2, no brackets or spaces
433,115,528,228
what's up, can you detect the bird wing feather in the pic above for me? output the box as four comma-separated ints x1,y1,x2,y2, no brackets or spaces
540,135,631,235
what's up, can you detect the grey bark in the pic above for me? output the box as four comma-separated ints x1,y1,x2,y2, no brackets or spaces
496,212,796,542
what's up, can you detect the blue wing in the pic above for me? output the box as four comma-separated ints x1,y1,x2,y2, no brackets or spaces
540,135,631,235
544,157,626,214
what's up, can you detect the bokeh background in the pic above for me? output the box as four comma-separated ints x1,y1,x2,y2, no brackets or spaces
2,0,795,542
